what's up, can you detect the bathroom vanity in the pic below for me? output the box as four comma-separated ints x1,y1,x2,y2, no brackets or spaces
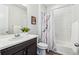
0,34,37,55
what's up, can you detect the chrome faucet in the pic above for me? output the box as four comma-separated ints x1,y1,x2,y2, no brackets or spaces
15,34,20,37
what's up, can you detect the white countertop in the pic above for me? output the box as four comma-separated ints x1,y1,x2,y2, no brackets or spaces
0,33,38,50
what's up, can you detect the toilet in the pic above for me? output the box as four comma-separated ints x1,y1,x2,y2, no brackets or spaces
37,42,48,55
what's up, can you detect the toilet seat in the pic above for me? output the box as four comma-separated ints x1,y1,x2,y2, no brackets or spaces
37,42,48,49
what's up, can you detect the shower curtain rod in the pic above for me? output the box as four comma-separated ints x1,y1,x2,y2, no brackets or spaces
47,4,75,11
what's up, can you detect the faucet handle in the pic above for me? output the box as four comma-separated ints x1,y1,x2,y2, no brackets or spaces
74,43,79,47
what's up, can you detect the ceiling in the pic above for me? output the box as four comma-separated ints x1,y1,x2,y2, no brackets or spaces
44,4,73,10
45,4,56,7
43,4,63,9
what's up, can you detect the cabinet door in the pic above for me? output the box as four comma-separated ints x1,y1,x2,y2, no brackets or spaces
27,43,37,55
14,49,25,55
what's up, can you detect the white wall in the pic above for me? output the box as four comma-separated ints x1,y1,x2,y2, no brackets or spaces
71,5,79,43
26,4,39,34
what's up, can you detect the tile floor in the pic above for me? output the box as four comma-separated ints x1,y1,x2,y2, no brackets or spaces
46,50,62,55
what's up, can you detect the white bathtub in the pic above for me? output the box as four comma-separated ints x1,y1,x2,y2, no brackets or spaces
54,40,78,55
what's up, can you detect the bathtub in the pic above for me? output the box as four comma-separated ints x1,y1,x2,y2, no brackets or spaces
54,40,78,55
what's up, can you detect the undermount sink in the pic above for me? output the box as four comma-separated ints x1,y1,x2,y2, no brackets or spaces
9,36,23,41
8,33,30,41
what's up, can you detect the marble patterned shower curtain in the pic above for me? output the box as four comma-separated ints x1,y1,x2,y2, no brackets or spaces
41,11,56,51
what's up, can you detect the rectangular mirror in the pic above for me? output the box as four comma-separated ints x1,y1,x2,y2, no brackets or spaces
0,5,8,35
0,4,27,35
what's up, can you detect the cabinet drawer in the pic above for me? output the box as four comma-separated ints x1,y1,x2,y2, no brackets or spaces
1,38,37,55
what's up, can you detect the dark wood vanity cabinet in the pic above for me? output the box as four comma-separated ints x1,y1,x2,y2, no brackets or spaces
0,38,37,55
